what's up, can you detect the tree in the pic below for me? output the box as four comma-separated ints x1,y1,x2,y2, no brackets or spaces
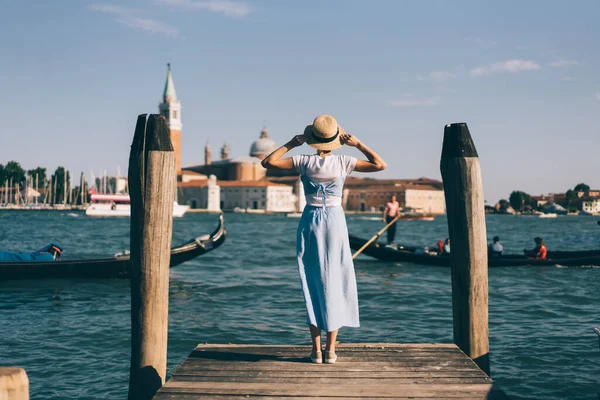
509,191,532,212
565,189,578,207
573,183,590,192
509,191,524,211
27,167,47,186
0,164,4,185
4,161,26,186
498,199,509,212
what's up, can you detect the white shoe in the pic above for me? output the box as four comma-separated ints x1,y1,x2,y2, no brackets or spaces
324,351,337,364
310,350,322,364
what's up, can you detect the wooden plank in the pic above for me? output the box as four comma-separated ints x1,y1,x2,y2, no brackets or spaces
154,344,510,400
154,392,507,400
173,369,486,378
157,382,504,397
191,348,464,355
175,362,479,373
169,376,490,384
195,343,459,349
186,354,474,363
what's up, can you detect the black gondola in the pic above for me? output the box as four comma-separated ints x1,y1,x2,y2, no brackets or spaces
349,234,600,267
0,214,226,281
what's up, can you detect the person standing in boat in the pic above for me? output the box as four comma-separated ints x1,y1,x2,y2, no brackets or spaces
262,114,386,364
382,195,400,245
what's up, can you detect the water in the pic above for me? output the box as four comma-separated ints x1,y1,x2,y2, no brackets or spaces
0,211,599,399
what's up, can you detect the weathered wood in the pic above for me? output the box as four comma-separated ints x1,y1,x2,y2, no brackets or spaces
129,114,176,400
154,344,509,400
440,123,490,375
0,367,29,400
158,382,505,397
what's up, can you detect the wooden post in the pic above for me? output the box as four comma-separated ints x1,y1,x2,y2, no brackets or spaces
0,367,29,400
128,114,176,400
440,123,490,375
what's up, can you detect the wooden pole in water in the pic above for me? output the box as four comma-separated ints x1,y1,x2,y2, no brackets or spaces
440,123,490,375
0,367,29,400
128,114,175,400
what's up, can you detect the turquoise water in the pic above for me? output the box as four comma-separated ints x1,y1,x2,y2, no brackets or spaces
0,211,599,399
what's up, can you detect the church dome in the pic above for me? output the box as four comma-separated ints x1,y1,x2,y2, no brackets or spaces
250,128,277,160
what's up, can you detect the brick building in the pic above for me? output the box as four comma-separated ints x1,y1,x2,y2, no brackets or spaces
343,177,445,214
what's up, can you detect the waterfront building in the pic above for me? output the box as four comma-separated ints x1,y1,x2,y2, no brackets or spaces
343,177,445,214
177,175,220,211
582,199,600,214
219,180,295,212
183,127,278,181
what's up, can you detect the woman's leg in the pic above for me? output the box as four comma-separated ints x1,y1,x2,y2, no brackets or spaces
309,324,322,351
325,329,338,352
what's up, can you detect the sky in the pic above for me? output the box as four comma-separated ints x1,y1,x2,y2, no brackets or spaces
1,0,599,203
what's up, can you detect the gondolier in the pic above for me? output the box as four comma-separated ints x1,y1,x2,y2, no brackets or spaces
383,195,400,245
262,114,386,364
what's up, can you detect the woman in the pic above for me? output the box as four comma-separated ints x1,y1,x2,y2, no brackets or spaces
262,114,386,364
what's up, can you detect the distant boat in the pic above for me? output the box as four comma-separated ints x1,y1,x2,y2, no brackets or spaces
85,194,189,218
0,215,225,280
348,234,600,267
539,213,558,219
286,212,302,218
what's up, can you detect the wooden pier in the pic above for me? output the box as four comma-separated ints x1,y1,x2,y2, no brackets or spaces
153,343,509,399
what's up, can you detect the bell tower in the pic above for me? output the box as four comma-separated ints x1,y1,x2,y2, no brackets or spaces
158,63,182,175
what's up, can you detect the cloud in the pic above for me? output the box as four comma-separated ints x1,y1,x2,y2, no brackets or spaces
416,71,456,82
156,0,253,17
387,97,440,107
596,92,600,101
549,59,579,68
470,60,541,77
90,4,179,37
430,71,456,82
561,76,576,81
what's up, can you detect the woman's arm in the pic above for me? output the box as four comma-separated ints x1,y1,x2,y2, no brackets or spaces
261,135,307,170
340,133,387,172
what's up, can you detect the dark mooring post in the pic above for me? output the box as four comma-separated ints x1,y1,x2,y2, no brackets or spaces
440,123,490,375
128,114,176,400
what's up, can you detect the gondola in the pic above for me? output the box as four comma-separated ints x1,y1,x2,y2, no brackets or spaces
0,214,226,281
349,234,600,267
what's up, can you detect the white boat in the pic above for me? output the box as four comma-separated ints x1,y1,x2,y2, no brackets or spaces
85,194,189,218
539,213,558,219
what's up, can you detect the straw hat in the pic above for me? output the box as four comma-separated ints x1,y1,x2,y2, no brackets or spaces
303,114,345,150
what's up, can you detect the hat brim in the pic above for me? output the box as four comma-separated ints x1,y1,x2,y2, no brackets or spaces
303,124,345,151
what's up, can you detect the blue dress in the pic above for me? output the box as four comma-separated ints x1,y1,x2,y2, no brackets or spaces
296,161,360,332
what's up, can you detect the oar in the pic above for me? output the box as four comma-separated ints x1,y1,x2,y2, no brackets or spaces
352,215,401,260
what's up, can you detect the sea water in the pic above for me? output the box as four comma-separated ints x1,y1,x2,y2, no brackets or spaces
0,211,599,399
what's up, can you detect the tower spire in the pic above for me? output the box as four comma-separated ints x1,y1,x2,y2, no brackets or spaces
163,63,177,102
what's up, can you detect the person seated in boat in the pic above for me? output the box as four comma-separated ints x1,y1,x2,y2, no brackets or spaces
382,195,400,245
442,238,451,255
488,236,504,257
0,243,62,262
437,240,444,255
524,237,547,260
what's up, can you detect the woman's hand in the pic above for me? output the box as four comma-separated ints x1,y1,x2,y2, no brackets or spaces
340,133,361,147
287,135,307,149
